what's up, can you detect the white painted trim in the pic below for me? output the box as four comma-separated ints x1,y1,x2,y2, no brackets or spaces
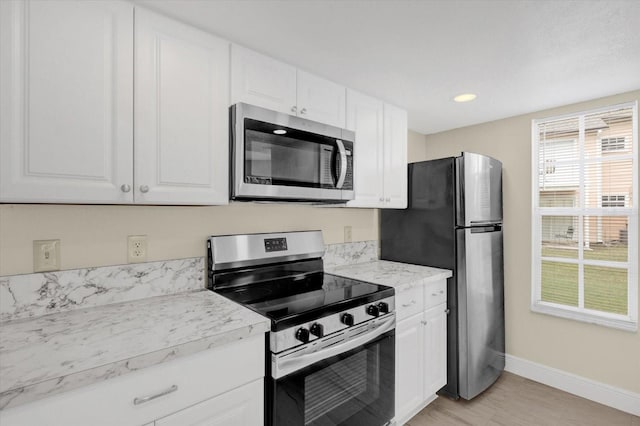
394,393,438,426
531,302,637,331
531,101,639,331
505,354,640,416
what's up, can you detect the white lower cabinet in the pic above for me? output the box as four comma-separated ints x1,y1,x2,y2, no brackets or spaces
396,312,425,421
423,305,448,397
395,280,448,426
154,379,263,426
0,335,264,426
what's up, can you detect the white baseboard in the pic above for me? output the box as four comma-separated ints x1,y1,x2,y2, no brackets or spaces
505,354,640,416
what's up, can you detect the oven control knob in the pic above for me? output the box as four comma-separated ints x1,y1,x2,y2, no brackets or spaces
367,304,380,317
377,302,390,314
295,327,310,343
310,323,324,338
341,313,355,327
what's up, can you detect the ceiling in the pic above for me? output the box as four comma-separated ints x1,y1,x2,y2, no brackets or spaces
135,0,640,135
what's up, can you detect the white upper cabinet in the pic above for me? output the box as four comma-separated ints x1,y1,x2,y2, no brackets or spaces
0,0,134,203
346,90,407,208
296,70,346,128
0,2,229,205
383,103,408,208
230,45,297,115
346,90,384,207
230,45,346,128
135,8,229,205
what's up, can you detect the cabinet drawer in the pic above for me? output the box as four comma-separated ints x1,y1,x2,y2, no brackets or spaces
0,334,265,426
396,286,424,320
155,378,263,426
424,280,447,309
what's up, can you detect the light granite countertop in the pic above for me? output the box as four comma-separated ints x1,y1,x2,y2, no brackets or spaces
327,260,452,293
0,290,270,411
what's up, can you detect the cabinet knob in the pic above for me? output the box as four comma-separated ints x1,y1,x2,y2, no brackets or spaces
385,198,390,202
300,107,307,115
445,308,451,315
379,197,384,202
291,106,297,113
120,184,131,193
139,185,149,193
421,320,428,325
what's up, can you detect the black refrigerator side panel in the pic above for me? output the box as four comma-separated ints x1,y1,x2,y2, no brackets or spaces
380,158,456,270
380,158,460,399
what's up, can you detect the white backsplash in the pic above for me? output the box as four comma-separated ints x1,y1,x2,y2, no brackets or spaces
0,258,204,323
323,240,379,268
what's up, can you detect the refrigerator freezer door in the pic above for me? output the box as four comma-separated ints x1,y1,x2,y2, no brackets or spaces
456,226,505,400
456,153,503,227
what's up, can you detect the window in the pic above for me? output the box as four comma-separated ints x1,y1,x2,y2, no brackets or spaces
601,195,626,208
531,102,638,331
601,137,626,152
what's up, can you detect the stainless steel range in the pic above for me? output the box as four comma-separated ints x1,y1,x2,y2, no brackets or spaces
207,231,396,426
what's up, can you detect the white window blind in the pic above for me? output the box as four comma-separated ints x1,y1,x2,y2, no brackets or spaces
531,102,638,331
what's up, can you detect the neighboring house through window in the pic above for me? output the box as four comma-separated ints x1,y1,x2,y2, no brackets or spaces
531,102,638,331
601,137,626,152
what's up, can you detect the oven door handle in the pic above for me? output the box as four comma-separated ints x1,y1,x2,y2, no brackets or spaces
335,139,347,189
272,314,395,379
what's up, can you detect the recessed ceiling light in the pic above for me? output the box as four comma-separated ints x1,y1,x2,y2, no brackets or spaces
273,129,287,135
453,93,477,103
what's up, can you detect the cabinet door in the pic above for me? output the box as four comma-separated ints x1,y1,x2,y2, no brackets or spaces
155,379,263,426
423,305,447,397
230,45,296,114
0,0,134,203
296,70,346,128
395,312,424,425
135,8,229,205
383,103,408,208
345,90,384,207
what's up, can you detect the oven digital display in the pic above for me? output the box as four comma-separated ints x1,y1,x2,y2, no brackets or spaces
264,237,287,252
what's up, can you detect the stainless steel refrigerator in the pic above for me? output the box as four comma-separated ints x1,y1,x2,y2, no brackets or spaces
381,152,505,400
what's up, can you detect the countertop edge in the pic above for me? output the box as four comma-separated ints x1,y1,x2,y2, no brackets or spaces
326,260,453,291
0,310,269,411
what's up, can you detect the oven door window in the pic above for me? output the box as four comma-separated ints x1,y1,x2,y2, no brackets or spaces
244,118,338,188
270,331,394,426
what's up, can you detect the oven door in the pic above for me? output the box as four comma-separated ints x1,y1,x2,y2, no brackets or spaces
231,103,354,202
268,329,395,426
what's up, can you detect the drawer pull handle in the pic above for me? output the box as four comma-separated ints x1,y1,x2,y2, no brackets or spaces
432,290,444,296
133,385,178,405
401,300,417,307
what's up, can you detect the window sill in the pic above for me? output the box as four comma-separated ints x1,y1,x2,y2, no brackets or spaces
531,302,638,332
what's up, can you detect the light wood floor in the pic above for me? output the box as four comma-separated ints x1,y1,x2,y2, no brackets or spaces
406,372,640,426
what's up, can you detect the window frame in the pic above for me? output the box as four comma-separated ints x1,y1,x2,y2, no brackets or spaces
531,101,638,332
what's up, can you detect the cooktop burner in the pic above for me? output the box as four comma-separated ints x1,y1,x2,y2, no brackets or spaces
215,272,393,331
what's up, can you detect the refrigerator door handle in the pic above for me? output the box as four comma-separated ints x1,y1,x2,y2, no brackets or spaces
470,220,502,226
470,224,502,233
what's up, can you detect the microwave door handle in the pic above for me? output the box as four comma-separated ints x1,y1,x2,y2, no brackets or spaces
335,139,347,189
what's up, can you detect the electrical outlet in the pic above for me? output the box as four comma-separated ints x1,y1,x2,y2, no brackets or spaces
344,226,353,243
127,235,148,263
33,239,60,272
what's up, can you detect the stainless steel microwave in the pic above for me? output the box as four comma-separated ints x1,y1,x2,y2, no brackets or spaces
230,103,355,202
